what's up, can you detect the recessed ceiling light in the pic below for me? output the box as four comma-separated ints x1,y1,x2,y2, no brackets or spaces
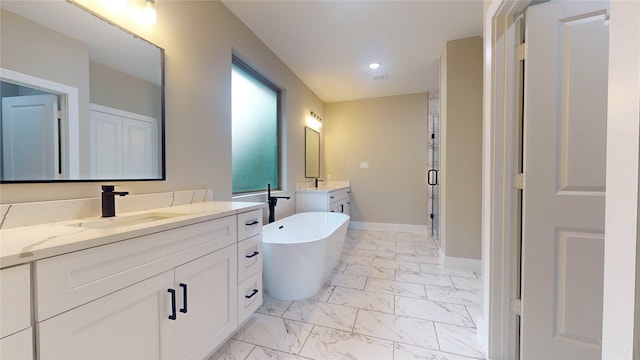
369,62,381,70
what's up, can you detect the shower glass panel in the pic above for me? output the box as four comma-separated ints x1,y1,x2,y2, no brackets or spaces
427,114,440,245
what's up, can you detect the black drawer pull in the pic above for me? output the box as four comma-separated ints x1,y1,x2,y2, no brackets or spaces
245,220,259,226
167,288,177,320
246,251,260,259
179,283,188,314
245,289,259,299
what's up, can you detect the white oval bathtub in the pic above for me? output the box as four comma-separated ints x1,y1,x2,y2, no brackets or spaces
262,212,350,300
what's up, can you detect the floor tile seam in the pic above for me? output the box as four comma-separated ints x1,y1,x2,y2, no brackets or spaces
361,286,429,300
292,296,392,314
394,340,486,360
295,324,317,358
281,309,359,332
348,325,440,353
226,338,256,360
389,304,478,328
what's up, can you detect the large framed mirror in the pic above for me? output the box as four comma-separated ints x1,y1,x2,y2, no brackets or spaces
305,126,320,178
0,0,164,182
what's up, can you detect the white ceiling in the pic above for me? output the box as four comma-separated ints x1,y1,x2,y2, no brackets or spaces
222,0,484,103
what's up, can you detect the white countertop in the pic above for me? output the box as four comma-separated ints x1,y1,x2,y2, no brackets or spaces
295,185,349,193
0,201,265,268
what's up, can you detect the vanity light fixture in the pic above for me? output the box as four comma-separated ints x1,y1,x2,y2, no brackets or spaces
369,62,381,70
141,0,157,24
306,111,322,130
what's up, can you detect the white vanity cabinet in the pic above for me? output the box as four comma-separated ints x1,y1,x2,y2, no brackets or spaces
0,264,33,360
296,186,351,215
33,209,262,360
236,209,264,323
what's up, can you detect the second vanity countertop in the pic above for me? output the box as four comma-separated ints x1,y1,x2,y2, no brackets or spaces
0,201,265,269
295,180,350,193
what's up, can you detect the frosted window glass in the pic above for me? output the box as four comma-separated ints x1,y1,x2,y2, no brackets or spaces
232,63,279,193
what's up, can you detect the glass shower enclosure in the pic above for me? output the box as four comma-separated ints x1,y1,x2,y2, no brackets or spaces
427,114,440,246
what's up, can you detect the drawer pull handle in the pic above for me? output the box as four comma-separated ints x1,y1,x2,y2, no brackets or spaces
245,220,259,226
245,289,259,299
168,288,177,320
246,251,260,259
179,283,188,314
330,196,335,199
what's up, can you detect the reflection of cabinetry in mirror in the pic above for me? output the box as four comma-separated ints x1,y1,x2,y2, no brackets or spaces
89,104,158,179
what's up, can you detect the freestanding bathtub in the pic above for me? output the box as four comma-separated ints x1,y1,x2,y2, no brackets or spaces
262,212,350,300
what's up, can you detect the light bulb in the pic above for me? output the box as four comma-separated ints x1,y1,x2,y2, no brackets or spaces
141,0,157,24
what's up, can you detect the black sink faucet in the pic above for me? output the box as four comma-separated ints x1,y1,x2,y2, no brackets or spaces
267,183,290,223
315,178,324,188
101,185,129,217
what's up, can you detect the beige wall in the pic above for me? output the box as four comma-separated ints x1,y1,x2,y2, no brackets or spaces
324,93,429,226
90,62,162,120
440,36,483,259
0,1,324,221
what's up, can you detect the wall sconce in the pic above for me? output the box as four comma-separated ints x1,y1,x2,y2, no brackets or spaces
306,111,322,130
141,0,157,24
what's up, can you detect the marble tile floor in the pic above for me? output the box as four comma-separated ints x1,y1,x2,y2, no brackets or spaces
210,229,485,360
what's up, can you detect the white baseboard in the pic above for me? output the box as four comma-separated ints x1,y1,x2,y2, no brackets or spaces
444,256,482,273
348,221,428,233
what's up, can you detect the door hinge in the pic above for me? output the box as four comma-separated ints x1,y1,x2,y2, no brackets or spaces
512,173,525,190
515,43,527,61
510,298,522,316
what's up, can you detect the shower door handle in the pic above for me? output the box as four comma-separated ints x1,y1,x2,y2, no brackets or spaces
428,169,438,186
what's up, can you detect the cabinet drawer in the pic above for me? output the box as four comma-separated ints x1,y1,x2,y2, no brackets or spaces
237,209,263,241
238,271,262,324
238,234,263,283
35,216,237,321
329,189,350,204
0,264,31,338
329,202,349,214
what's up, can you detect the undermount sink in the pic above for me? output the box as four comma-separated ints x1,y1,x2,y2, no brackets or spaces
68,212,188,230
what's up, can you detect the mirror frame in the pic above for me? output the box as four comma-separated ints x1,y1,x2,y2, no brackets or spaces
305,126,320,178
0,1,166,183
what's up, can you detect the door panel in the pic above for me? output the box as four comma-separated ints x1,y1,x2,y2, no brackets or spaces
521,1,609,359
1,94,58,180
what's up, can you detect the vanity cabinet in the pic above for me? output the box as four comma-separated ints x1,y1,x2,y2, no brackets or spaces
0,264,33,359
236,209,264,323
34,209,262,359
296,187,351,215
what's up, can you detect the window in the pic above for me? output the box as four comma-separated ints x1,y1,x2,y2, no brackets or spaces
231,56,281,194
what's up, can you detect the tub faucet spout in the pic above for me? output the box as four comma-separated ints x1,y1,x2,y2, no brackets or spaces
267,183,290,223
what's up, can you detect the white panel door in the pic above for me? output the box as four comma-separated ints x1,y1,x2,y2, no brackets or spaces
521,1,609,359
90,110,123,178
38,270,173,360
123,117,157,178
162,245,238,360
1,94,58,180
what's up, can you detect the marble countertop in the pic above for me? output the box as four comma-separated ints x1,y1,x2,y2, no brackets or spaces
0,201,265,268
295,181,350,193
295,185,349,193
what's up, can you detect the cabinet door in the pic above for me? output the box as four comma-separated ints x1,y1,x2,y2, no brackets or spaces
162,245,238,360
1,264,31,338
38,270,173,360
122,117,157,178
0,328,33,360
89,110,123,178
